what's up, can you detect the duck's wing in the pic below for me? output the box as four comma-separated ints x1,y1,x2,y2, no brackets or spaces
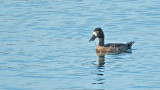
105,41,135,48
104,43,127,47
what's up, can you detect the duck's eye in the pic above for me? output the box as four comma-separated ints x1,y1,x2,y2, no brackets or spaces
93,32,97,36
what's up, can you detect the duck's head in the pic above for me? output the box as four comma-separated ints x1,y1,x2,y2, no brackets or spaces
89,28,104,42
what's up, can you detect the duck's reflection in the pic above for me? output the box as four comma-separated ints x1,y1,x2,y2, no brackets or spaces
97,51,105,67
92,51,106,85
92,51,133,85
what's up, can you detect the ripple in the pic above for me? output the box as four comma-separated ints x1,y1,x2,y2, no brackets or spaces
0,0,160,89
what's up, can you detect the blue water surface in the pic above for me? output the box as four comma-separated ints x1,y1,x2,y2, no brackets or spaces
0,0,160,89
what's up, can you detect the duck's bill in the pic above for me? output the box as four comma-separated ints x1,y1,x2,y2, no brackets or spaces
89,35,97,42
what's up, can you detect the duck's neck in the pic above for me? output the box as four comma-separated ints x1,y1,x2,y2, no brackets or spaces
98,37,104,46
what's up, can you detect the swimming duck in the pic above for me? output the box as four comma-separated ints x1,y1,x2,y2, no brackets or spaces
89,28,134,53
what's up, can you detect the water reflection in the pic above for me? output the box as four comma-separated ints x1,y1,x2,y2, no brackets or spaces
91,51,106,85
92,51,132,85
97,51,105,67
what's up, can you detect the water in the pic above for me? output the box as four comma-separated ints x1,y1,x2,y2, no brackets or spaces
0,0,160,89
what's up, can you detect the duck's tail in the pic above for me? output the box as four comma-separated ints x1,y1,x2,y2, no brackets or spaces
126,41,135,49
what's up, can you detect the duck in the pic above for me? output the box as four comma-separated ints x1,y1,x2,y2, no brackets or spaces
89,28,134,53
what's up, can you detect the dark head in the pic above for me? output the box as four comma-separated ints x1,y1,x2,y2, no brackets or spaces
89,28,104,42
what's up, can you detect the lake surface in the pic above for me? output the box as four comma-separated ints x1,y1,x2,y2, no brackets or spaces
0,0,160,89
